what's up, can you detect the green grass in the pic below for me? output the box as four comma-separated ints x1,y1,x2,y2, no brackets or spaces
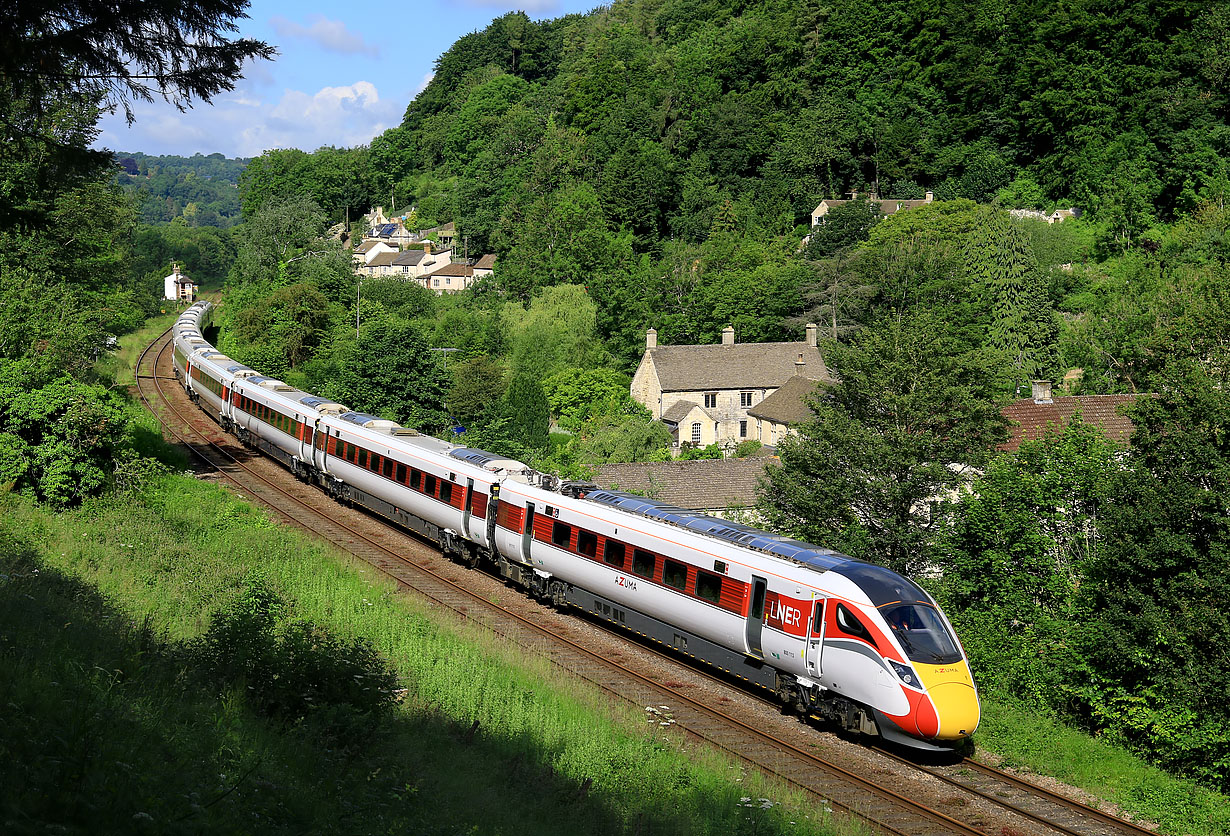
975,699,1230,836
100,309,181,388
0,481,854,836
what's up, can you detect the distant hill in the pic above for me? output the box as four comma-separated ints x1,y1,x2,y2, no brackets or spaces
115,152,249,228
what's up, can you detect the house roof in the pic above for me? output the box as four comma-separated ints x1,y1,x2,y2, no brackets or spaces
661,399,707,425
427,262,477,278
1000,393,1148,452
814,195,932,217
747,375,824,424
593,458,770,511
392,249,428,266
355,240,391,253
361,251,398,268
475,254,497,269
646,342,832,391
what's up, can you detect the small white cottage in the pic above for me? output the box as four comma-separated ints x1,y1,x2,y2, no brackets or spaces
163,263,197,302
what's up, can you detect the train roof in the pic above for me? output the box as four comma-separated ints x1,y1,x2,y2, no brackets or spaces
582,489,933,606
585,489,849,572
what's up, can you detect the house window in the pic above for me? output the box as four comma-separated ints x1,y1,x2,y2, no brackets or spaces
691,423,701,444
739,420,747,437
704,393,717,409
740,391,753,407
433,279,440,287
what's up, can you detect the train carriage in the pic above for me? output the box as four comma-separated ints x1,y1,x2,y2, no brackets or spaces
170,303,980,751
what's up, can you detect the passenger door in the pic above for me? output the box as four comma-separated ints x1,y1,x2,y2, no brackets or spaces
745,575,767,658
805,599,826,677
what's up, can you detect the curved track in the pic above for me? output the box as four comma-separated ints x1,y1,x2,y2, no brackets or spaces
136,326,1163,836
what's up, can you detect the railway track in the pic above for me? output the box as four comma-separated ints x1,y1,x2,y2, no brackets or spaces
135,326,1163,836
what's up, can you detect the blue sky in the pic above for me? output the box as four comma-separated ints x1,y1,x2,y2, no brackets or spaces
94,0,597,159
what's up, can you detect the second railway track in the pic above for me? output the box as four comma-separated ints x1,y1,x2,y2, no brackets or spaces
135,325,1164,836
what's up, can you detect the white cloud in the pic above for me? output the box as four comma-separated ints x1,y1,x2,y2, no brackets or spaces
270,15,379,57
414,72,434,97
94,81,402,158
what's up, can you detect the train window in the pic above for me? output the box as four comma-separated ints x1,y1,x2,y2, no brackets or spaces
358,449,368,468
632,549,655,579
835,604,877,648
425,474,437,496
551,521,571,548
440,481,453,503
383,457,393,478
883,604,963,664
663,559,688,591
576,530,597,557
411,469,422,490
396,463,406,484
603,541,626,568
338,440,348,459
696,570,722,603
812,601,825,637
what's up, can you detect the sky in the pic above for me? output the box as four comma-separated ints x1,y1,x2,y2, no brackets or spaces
93,0,598,160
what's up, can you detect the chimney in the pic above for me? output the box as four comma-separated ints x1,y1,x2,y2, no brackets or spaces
423,241,433,254
1031,380,1053,404
805,322,818,347
721,326,735,346
646,328,657,349
795,352,806,374
925,190,934,203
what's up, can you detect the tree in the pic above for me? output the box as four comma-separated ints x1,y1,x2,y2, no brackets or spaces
4,1,274,124
447,355,506,429
804,200,881,259
1067,349,1230,788
500,373,549,451
758,311,1008,575
965,207,1059,390
541,367,636,432
0,359,130,506
322,321,449,431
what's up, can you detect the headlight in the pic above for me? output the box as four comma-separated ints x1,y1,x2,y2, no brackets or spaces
889,660,918,686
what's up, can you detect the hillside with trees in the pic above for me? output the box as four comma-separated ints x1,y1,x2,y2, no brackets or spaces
115,152,248,227
4,0,1230,822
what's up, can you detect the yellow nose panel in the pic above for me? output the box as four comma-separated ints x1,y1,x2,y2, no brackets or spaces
927,681,980,738
915,661,980,739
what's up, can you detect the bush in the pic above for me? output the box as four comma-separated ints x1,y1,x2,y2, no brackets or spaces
187,580,400,727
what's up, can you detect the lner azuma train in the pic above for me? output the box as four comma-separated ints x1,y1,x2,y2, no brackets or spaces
173,301,980,751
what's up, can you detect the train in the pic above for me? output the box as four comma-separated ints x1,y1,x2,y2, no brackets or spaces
172,300,979,751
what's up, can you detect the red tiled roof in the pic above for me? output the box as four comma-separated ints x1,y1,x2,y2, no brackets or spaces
1000,394,1148,452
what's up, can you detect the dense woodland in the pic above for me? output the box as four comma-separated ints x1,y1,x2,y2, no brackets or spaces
115,151,247,227
3,0,1230,801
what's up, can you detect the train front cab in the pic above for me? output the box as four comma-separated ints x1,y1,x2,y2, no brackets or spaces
830,562,979,750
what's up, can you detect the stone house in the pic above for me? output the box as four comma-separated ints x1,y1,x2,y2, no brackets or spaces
811,190,934,226
746,375,825,448
631,324,834,450
353,240,398,266
388,245,452,279
423,261,474,293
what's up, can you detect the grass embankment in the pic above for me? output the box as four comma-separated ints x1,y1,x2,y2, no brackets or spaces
974,700,1230,835
0,478,850,836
